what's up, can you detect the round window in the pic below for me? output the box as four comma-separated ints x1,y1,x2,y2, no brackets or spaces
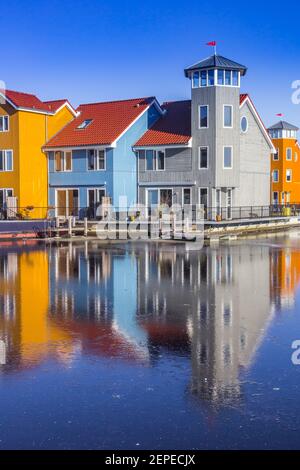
241,116,248,133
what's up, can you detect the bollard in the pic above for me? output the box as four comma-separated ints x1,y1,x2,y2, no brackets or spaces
84,217,88,237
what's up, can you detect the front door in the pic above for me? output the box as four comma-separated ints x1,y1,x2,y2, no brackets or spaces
88,188,106,219
56,189,79,217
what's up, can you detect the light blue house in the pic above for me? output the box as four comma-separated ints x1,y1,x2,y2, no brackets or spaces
43,97,162,217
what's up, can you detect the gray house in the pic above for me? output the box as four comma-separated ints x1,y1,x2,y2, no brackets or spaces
134,53,275,219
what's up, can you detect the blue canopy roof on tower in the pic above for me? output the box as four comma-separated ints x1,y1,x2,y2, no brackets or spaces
184,54,247,77
268,120,299,131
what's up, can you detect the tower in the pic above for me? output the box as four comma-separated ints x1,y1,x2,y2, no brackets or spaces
268,120,300,205
184,54,247,217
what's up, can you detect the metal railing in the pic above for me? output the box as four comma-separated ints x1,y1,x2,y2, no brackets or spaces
0,204,300,221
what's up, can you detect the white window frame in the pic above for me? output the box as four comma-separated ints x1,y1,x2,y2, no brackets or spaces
286,147,292,161
273,148,279,161
198,187,209,207
87,149,106,171
0,149,13,172
240,116,248,133
198,105,209,129
145,150,165,171
286,169,292,182
54,150,72,172
198,146,209,169
0,188,14,206
272,169,279,183
223,146,233,169
87,187,106,206
146,188,173,207
0,115,9,133
55,188,80,218
192,71,200,88
182,187,192,205
223,105,233,128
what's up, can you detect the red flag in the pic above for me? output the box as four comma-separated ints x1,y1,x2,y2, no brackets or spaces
206,41,216,46
276,113,283,116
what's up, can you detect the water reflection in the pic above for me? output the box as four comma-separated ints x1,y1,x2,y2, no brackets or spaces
1,233,300,408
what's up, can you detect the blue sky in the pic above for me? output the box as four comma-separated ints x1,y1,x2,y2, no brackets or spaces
2,0,300,127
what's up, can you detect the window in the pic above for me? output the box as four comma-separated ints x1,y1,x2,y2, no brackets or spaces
200,70,207,87
0,116,9,132
87,149,106,170
218,69,224,85
199,105,208,128
232,71,239,86
224,105,233,128
286,148,292,160
145,150,165,171
223,147,232,168
225,70,231,86
55,151,72,172
286,169,292,182
192,71,199,88
199,188,208,208
0,189,13,207
241,116,248,133
273,148,279,160
295,153,298,162
208,69,214,86
199,147,208,169
183,188,191,205
0,150,13,171
77,119,93,129
272,169,279,182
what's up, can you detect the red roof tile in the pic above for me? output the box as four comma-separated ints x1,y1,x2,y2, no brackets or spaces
43,99,71,112
3,89,51,112
134,100,191,147
135,95,251,147
1,89,75,114
240,93,248,105
44,97,156,148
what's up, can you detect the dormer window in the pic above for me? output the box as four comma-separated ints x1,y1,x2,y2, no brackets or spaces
77,119,93,130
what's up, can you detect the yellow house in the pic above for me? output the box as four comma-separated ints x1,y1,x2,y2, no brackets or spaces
0,89,77,219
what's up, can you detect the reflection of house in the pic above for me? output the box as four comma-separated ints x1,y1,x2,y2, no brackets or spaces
49,243,148,362
0,246,73,370
136,244,274,405
270,234,300,309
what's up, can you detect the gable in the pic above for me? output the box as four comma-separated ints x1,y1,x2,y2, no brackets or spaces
240,97,275,152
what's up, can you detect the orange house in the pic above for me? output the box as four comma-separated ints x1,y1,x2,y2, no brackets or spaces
268,120,300,205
